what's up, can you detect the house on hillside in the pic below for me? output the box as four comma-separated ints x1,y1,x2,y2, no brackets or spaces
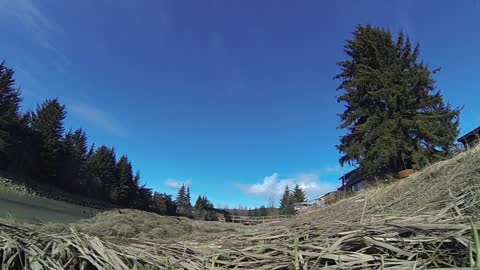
458,126,480,148
315,191,338,207
338,168,366,193
293,201,314,213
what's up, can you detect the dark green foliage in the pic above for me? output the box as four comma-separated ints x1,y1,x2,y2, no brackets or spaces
152,192,176,215
258,205,267,216
0,62,21,155
113,155,134,205
280,186,295,215
5,112,41,176
133,186,154,211
186,186,191,208
0,61,166,214
292,184,307,203
31,99,66,183
336,25,461,176
194,195,216,220
133,170,140,189
175,184,192,217
58,129,88,192
85,145,117,201
194,195,214,210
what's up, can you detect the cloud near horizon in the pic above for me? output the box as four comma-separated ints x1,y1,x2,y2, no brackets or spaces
165,179,192,190
236,171,338,201
69,102,128,137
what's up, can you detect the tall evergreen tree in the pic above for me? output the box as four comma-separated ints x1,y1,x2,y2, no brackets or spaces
0,62,21,166
258,205,268,216
31,99,66,183
6,112,40,176
279,186,295,215
186,186,192,207
114,155,134,205
194,195,216,220
59,129,88,191
194,195,204,210
85,145,117,200
292,184,307,203
152,192,176,215
133,170,141,189
176,184,187,206
336,25,461,176
175,184,192,216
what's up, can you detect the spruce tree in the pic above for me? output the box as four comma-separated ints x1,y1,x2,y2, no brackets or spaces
176,184,186,206
186,186,192,207
153,192,176,215
175,184,192,217
292,184,307,203
6,112,40,176
133,170,141,189
259,205,267,216
279,186,295,215
194,195,204,210
114,155,134,205
59,129,88,191
0,62,21,157
336,25,461,176
86,145,117,200
31,99,66,183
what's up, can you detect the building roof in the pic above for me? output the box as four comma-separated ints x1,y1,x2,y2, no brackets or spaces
339,168,365,186
458,126,480,143
293,202,312,206
316,191,338,200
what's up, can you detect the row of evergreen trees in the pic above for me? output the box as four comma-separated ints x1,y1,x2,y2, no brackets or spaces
279,184,307,215
0,62,206,217
0,61,155,209
175,184,218,220
229,205,277,217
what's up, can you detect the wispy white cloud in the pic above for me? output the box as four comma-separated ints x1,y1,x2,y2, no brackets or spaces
165,179,192,190
69,102,128,137
236,172,338,201
0,0,60,33
14,65,39,85
0,0,69,71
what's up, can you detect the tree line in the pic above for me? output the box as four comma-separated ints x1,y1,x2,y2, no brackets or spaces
0,62,219,219
0,61,154,210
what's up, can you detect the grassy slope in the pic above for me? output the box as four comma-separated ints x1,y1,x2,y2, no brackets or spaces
0,177,101,223
0,189,99,223
1,146,480,269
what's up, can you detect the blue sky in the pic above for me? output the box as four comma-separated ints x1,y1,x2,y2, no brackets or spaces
0,0,479,208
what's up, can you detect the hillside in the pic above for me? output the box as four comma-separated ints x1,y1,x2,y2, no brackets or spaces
1,146,480,269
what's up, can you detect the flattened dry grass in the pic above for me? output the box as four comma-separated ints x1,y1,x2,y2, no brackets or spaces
1,146,480,269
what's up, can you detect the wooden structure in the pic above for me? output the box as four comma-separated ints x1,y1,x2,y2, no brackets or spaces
293,202,314,213
229,215,290,225
338,168,366,193
458,126,480,148
316,191,339,207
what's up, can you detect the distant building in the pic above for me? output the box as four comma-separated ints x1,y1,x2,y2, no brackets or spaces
458,126,480,148
293,201,314,213
315,191,338,207
338,168,366,193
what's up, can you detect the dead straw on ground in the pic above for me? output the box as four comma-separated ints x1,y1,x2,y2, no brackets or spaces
2,146,480,269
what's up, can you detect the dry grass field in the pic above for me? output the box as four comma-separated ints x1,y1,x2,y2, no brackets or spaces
1,145,480,269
